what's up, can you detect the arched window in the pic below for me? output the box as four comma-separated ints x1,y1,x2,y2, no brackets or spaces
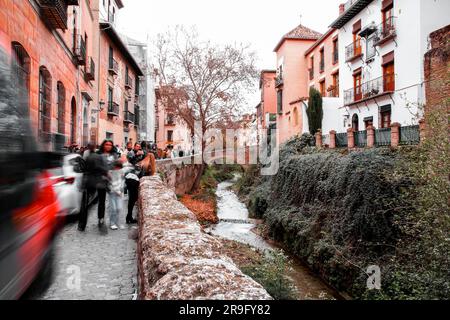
293,107,299,126
11,42,30,104
39,67,52,142
70,97,77,145
352,114,359,131
57,82,66,135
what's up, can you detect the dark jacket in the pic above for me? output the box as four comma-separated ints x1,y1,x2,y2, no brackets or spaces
82,152,109,190
127,150,146,166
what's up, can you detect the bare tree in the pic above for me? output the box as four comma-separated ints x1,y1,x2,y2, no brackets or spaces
152,26,258,190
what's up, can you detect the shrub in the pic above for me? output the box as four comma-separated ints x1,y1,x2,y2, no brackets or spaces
241,250,297,300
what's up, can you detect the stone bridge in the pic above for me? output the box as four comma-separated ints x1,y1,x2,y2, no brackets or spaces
156,147,254,195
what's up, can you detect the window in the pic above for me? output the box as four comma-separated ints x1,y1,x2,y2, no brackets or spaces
57,82,66,134
332,38,339,64
108,87,113,104
277,90,283,114
109,46,113,68
353,70,362,101
11,42,30,94
352,20,362,57
124,99,129,112
167,130,174,142
106,132,113,141
319,48,325,72
332,72,339,97
383,61,395,92
309,56,314,79
39,67,52,141
380,110,391,128
382,1,394,35
319,80,326,97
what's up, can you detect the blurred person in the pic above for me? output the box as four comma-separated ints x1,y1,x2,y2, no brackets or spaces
78,142,109,231
0,46,63,298
96,139,119,228
109,160,124,230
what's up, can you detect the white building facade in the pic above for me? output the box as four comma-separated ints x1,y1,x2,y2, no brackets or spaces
330,0,450,133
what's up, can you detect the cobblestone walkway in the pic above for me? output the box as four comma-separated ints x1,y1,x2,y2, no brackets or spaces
31,197,138,300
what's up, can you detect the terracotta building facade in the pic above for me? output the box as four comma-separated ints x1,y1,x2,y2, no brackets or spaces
0,0,143,150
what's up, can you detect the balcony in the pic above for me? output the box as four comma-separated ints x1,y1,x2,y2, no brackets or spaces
107,101,119,116
123,111,135,124
344,75,395,105
37,0,75,30
327,85,339,97
108,58,119,76
345,39,363,62
375,16,397,46
73,35,86,66
308,68,314,80
85,57,95,82
125,74,133,90
134,107,140,126
275,76,284,88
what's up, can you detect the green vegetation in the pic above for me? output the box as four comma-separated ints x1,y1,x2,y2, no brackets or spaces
237,117,450,299
306,87,323,135
241,250,297,300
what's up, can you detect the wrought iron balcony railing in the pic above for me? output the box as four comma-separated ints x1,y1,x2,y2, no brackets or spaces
345,39,362,62
107,101,119,116
275,76,284,88
108,58,119,75
375,16,397,45
74,34,86,66
123,111,135,124
125,74,133,90
85,57,95,81
344,75,395,105
134,106,140,126
38,0,71,30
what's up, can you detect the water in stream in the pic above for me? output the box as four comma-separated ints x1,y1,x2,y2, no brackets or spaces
210,175,340,300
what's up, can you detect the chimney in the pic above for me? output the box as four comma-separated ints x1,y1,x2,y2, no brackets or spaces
339,3,345,15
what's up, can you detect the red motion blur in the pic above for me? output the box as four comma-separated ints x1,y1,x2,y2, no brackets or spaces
12,171,64,298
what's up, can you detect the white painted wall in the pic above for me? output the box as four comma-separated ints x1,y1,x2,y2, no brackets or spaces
336,0,450,132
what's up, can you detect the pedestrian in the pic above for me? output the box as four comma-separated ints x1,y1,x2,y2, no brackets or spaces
127,142,146,166
109,160,124,230
78,143,109,232
97,139,119,228
124,152,156,224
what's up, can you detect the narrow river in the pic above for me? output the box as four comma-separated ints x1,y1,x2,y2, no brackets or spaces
209,176,340,300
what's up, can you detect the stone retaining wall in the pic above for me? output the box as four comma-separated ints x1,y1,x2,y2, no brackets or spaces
137,176,271,300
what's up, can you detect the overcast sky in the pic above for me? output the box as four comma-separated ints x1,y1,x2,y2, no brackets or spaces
118,0,343,110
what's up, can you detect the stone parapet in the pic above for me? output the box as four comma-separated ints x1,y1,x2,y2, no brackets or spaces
137,176,272,300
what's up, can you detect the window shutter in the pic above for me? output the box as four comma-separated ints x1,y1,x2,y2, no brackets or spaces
353,20,362,33
382,51,395,66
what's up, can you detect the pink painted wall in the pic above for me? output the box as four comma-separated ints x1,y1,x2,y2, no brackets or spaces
260,71,277,129
276,39,317,143
305,29,339,96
